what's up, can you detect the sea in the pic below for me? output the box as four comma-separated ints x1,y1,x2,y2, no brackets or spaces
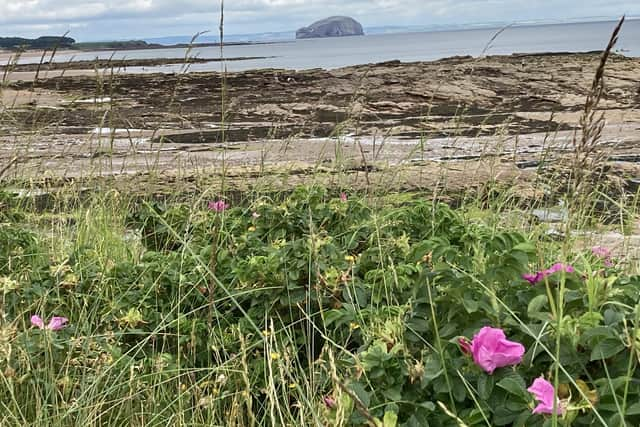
15,19,640,73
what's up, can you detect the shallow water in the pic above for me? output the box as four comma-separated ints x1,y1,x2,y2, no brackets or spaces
15,19,640,73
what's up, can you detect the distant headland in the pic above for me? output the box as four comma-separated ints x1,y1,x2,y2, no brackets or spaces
0,36,160,51
0,36,76,50
0,35,269,53
296,16,365,39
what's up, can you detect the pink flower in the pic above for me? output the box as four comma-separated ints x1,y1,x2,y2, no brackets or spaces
340,192,348,202
252,211,260,219
523,263,575,284
522,272,545,285
31,315,69,331
591,246,611,259
546,263,574,275
208,200,229,212
528,377,564,415
469,327,525,374
458,337,472,355
323,396,337,409
30,315,45,329
592,246,613,267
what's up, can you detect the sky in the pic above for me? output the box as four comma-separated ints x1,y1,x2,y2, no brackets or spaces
0,0,638,41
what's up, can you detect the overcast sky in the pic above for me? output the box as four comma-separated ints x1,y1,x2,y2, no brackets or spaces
0,0,637,41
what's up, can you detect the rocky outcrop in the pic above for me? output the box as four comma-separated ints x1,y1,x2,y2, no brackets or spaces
296,16,364,39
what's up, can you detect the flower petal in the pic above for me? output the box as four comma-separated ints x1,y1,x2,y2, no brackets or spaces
30,315,45,329
47,316,68,331
528,377,563,415
471,327,524,374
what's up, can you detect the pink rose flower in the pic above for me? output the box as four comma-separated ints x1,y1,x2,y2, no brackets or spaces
545,263,574,275
323,396,337,409
30,315,45,329
469,327,525,374
208,200,229,212
591,246,610,259
528,377,564,415
31,315,69,331
592,246,613,267
522,272,545,285
458,337,472,355
523,263,575,284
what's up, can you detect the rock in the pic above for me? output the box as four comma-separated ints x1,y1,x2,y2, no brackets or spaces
531,206,568,223
296,16,364,39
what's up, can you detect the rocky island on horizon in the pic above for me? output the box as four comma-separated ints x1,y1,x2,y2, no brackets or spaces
296,16,365,39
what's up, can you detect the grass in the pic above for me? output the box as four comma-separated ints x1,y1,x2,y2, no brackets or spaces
1,15,640,427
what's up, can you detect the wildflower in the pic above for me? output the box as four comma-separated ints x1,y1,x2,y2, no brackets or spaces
248,226,256,232
522,272,545,285
458,337,472,355
323,396,337,409
528,377,565,415
466,326,525,374
591,246,610,259
522,262,575,284
31,315,68,331
592,246,613,267
546,263,574,274
208,200,229,212
270,352,280,361
349,322,360,331
344,255,355,263
252,211,261,219
340,192,348,202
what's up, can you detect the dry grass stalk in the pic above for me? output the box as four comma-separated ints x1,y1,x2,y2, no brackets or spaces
570,16,625,193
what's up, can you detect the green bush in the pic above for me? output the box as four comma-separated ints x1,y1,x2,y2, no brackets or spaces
2,186,639,426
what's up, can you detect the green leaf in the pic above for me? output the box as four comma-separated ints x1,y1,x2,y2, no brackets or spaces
349,382,371,408
423,355,443,382
512,410,531,427
527,295,548,317
383,411,398,427
497,374,527,399
492,406,519,426
625,401,640,415
462,296,479,313
478,374,494,400
512,242,535,253
590,338,626,361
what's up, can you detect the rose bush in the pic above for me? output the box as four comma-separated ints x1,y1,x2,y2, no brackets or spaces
1,186,639,426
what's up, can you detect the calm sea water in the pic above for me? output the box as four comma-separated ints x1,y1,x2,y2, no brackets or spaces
19,19,640,72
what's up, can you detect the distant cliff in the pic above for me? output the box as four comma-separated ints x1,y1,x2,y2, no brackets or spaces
296,16,364,39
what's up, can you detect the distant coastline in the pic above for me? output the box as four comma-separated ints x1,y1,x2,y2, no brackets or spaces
0,39,278,56
1,17,636,56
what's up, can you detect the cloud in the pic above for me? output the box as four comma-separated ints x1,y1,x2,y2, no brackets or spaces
0,0,636,40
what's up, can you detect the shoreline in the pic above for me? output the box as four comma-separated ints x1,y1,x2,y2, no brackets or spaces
1,50,632,83
1,52,638,184
0,56,275,73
